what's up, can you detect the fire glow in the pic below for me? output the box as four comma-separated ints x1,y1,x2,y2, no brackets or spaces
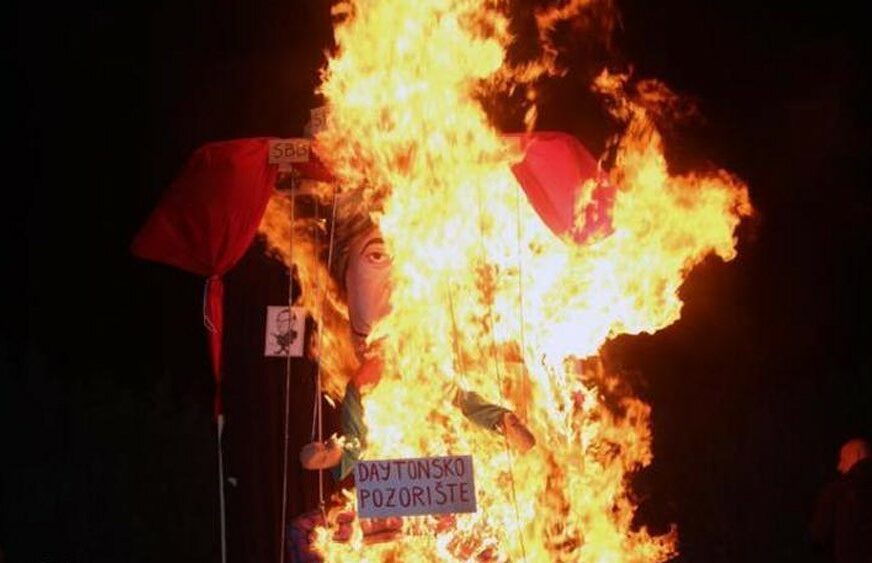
263,0,752,560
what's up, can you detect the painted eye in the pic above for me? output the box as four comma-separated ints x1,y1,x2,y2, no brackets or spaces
366,249,391,265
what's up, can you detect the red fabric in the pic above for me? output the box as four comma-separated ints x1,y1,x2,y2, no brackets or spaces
509,132,615,244
206,276,225,414
132,138,278,417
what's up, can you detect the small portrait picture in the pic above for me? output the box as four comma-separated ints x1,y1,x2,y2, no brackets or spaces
264,306,305,357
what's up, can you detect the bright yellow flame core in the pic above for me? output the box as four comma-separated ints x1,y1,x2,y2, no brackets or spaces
306,0,751,560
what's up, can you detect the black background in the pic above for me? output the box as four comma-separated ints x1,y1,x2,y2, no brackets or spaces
3,1,870,562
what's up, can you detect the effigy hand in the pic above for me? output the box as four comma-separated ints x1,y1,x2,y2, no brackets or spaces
500,412,536,453
299,438,343,470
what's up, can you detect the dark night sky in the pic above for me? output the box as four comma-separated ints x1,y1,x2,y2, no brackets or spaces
3,1,870,562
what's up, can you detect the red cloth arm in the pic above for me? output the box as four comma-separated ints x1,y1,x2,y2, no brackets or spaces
509,132,615,244
131,138,278,416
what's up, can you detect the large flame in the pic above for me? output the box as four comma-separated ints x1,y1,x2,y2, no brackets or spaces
262,0,752,560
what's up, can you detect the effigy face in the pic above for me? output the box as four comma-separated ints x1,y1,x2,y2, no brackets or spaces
344,225,392,355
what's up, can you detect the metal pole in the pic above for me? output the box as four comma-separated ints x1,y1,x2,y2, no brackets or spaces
217,414,227,563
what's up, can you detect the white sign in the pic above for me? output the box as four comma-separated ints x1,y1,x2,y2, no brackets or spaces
355,455,477,518
264,306,305,357
268,139,311,167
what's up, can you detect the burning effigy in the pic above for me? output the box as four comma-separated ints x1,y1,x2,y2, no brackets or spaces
259,0,752,560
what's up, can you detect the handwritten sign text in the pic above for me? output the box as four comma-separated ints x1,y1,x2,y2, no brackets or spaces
355,455,476,518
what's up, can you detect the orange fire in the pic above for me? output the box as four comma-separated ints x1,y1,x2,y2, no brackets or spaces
261,0,752,560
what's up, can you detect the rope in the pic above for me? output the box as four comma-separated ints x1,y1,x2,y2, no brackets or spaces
217,414,227,563
474,180,528,562
203,273,224,563
311,201,321,444
512,173,530,560
445,284,467,384
203,277,217,333
279,175,297,563
312,198,325,517
312,188,339,518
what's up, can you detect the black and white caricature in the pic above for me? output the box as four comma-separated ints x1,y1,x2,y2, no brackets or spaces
264,305,305,357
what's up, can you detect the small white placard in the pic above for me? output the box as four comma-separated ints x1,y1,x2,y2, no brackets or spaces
309,106,327,136
268,139,311,166
264,306,305,357
355,455,477,518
